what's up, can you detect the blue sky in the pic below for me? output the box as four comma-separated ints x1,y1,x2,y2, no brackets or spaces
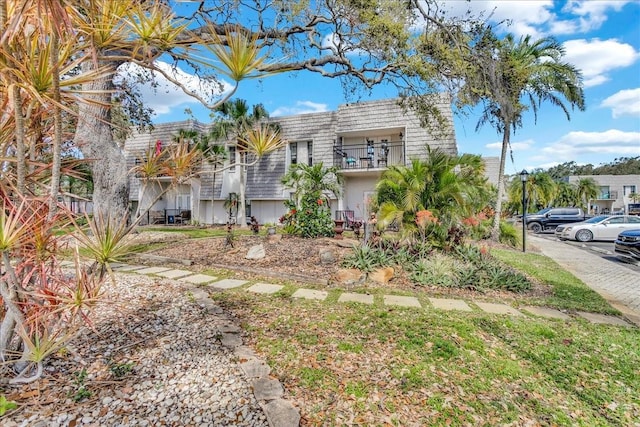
138,1,640,175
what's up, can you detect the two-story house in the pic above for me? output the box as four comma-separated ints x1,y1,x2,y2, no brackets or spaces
124,97,458,225
566,175,640,215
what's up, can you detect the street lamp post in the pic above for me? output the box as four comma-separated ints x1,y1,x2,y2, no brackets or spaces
520,169,529,253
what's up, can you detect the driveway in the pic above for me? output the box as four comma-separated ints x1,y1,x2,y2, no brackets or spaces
528,234,640,326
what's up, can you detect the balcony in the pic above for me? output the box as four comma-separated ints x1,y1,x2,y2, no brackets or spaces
333,142,404,171
596,190,618,200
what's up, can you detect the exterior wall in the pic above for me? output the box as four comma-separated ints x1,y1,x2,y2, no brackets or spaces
343,176,379,220
123,98,458,225
482,157,501,187
567,175,640,214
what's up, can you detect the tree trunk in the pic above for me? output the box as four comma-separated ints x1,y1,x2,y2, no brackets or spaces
48,31,62,218
237,153,246,228
74,61,129,222
491,125,511,240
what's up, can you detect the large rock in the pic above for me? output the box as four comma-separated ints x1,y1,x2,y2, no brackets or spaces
335,238,360,248
369,267,394,284
318,248,336,265
333,268,365,286
245,244,266,260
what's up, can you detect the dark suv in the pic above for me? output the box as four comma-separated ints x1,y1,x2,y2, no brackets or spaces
524,207,590,233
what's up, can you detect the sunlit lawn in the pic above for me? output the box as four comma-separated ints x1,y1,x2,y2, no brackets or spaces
206,246,639,426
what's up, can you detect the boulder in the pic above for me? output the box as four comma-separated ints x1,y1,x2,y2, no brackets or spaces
335,238,360,248
369,267,394,284
333,268,365,286
318,248,336,265
245,244,266,260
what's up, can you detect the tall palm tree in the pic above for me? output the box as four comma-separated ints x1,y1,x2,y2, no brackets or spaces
576,177,598,213
209,99,270,227
467,33,585,239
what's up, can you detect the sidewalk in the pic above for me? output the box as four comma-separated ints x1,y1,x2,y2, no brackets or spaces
528,234,640,326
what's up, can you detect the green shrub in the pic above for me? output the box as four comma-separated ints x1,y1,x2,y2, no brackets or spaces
280,194,334,238
499,221,521,248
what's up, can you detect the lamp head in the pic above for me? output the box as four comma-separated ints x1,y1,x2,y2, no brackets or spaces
519,169,529,182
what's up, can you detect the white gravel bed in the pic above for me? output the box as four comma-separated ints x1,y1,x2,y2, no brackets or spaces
1,273,268,427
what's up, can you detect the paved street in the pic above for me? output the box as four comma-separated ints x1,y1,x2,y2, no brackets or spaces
528,234,640,325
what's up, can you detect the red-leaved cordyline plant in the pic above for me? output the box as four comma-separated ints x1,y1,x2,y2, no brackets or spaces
0,190,118,385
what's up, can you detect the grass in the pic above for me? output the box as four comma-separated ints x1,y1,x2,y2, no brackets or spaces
208,243,639,426
126,228,637,424
491,248,617,314
142,226,257,238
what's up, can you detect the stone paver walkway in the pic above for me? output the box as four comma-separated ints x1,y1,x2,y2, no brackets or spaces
119,265,636,328
529,234,640,326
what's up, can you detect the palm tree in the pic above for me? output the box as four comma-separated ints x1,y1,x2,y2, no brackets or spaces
508,171,557,213
209,99,271,227
281,163,344,206
576,177,598,213
375,147,492,236
553,180,579,207
467,33,585,239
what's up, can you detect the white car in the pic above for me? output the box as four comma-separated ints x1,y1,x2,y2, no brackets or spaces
555,215,640,242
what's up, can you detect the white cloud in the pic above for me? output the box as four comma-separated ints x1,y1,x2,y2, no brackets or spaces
562,39,640,87
271,101,329,117
600,88,640,118
117,61,233,117
485,139,534,151
442,0,631,39
560,0,630,33
540,129,640,161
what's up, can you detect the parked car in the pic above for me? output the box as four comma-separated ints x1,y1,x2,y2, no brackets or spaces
614,229,640,264
525,207,591,233
555,215,640,242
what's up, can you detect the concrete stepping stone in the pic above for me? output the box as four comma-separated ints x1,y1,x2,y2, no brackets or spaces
135,266,172,275
429,297,472,312
291,288,328,301
210,278,249,290
113,264,148,272
247,283,284,294
179,274,218,285
252,377,284,401
338,292,374,305
475,302,522,316
521,306,570,320
106,262,127,269
263,399,301,427
577,311,633,327
156,269,194,279
383,295,421,308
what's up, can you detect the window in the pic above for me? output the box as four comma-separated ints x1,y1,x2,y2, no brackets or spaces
599,186,610,199
228,146,236,172
307,141,313,165
623,185,637,196
290,142,297,165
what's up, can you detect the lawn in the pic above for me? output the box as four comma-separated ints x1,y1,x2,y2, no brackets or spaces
206,245,639,426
